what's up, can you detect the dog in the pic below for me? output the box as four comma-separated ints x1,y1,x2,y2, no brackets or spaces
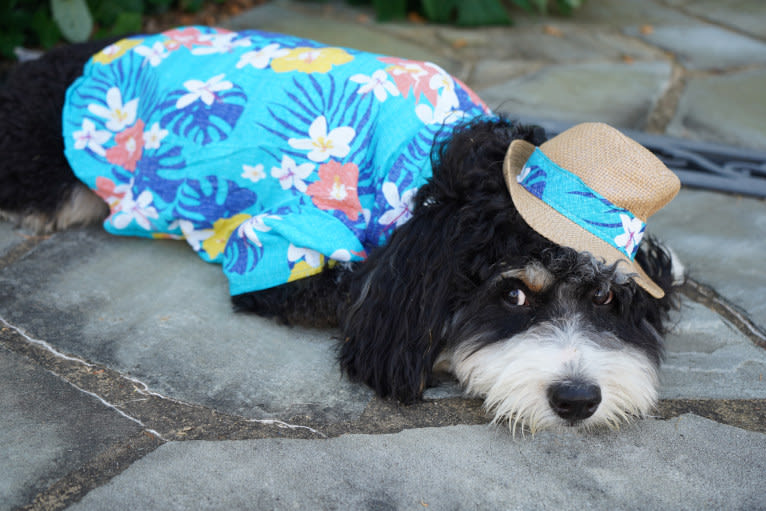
0,27,682,433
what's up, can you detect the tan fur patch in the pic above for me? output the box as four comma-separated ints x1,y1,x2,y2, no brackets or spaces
4,185,108,234
500,261,554,293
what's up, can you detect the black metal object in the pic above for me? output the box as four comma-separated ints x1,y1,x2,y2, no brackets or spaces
520,117,766,199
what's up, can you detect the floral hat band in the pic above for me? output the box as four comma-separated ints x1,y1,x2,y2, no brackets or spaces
503,122,681,299
517,148,646,261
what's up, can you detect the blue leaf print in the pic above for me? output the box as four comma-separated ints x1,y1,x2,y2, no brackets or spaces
159,84,247,146
174,177,259,225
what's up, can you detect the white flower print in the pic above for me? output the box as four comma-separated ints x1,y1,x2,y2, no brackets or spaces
242,163,266,183
73,118,111,156
237,213,283,248
191,33,251,55
516,166,532,183
143,122,168,149
614,213,645,256
349,70,400,102
287,244,322,268
134,42,169,67
236,43,289,69
415,87,465,125
178,219,213,252
88,87,138,132
330,248,352,262
288,116,355,163
112,189,159,231
176,74,233,109
271,156,314,192
378,182,417,227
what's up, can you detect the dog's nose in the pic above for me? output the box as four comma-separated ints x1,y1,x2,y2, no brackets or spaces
547,381,601,422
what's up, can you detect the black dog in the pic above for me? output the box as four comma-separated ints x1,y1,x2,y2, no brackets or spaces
0,30,680,433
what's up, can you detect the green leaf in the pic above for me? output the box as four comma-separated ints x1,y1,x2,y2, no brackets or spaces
421,0,455,22
109,10,143,35
455,0,510,25
50,0,93,42
31,8,61,48
0,31,25,59
422,0,510,25
372,0,407,21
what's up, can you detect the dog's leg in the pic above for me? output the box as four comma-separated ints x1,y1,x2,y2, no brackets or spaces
0,39,116,232
231,264,353,328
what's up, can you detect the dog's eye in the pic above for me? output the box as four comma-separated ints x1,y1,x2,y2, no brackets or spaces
507,289,529,307
592,288,614,306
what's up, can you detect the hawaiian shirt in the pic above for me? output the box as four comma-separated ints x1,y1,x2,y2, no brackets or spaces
62,27,491,295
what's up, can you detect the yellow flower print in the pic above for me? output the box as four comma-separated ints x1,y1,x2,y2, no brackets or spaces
202,213,251,260
287,259,325,283
92,38,143,65
271,47,353,74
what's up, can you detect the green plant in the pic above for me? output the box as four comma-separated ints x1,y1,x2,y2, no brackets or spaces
351,0,583,25
0,0,221,60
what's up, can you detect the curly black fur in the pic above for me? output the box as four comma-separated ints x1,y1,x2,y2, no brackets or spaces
0,39,119,223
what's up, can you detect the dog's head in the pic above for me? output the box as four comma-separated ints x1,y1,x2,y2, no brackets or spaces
339,118,681,433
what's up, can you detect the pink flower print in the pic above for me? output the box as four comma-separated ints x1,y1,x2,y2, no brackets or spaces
163,27,214,50
271,156,314,192
379,182,417,228
191,32,251,55
378,57,445,106
105,120,145,171
94,176,130,211
306,160,362,221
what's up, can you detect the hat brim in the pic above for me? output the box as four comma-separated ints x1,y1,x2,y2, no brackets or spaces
503,139,665,299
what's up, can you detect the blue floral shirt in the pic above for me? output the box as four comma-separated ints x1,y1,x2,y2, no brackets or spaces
62,27,491,295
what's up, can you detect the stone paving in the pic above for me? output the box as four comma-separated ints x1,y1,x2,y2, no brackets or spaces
1,0,765,509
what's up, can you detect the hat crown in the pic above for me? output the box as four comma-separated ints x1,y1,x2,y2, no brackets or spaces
539,123,679,221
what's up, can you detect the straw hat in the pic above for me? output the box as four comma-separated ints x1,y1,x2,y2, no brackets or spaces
503,122,680,298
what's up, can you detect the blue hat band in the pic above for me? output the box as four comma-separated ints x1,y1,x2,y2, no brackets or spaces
517,148,646,261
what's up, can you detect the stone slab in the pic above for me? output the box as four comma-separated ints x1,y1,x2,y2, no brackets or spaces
554,0,697,26
71,417,766,510
667,69,766,151
673,0,766,39
0,223,24,257
650,189,766,323
661,300,766,399
435,24,664,63
478,61,672,130
0,345,142,511
625,24,766,71
0,227,372,423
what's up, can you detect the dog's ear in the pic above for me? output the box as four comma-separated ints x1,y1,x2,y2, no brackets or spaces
338,118,547,402
338,207,455,403
634,235,684,331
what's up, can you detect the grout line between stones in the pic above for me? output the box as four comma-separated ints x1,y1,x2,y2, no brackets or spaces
680,277,766,350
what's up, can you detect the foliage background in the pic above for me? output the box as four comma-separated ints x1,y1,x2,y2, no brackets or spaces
1,0,581,60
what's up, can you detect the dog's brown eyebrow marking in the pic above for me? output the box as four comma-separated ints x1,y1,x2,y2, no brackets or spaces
499,262,554,293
